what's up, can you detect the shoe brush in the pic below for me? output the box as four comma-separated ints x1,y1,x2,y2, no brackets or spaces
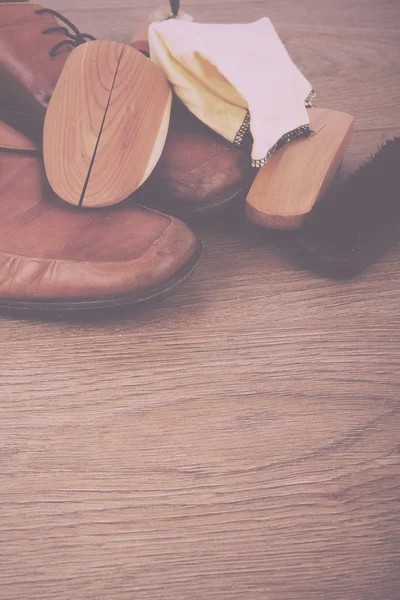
246,108,354,230
297,138,400,275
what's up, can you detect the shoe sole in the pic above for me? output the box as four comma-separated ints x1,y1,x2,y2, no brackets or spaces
145,173,256,221
0,241,203,312
179,181,252,219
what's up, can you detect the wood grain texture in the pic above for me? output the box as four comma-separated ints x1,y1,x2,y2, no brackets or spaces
44,40,171,207
1,1,399,599
246,108,355,229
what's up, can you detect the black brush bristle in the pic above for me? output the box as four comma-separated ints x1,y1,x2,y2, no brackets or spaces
297,138,400,276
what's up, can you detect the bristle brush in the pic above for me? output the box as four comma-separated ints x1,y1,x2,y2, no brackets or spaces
297,138,400,276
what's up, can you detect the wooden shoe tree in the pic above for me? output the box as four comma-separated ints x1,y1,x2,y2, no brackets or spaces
131,4,193,54
246,108,354,230
43,40,172,207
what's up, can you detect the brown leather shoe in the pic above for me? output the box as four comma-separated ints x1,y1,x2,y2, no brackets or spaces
0,2,253,217
130,4,255,218
0,120,203,311
135,96,254,219
0,2,93,144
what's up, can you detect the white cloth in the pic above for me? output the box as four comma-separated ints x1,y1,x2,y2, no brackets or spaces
149,17,314,166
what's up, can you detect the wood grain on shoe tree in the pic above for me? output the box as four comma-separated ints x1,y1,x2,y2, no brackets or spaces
131,5,193,54
246,108,355,230
43,40,172,207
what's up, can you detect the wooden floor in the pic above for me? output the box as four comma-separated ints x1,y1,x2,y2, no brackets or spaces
1,1,399,598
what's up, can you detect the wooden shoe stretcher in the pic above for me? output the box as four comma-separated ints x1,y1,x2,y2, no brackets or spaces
43,39,172,207
43,1,193,209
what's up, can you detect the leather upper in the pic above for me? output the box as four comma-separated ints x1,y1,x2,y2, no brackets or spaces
0,3,74,142
129,42,253,207
0,120,197,301
142,96,253,205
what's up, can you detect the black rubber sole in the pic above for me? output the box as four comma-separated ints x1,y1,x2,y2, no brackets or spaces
0,241,204,312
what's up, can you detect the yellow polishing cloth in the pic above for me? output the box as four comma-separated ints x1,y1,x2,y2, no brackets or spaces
149,17,314,166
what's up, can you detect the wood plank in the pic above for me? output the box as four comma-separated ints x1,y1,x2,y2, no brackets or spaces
0,0,399,599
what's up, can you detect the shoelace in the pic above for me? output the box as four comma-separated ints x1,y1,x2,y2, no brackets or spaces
36,2,180,58
35,8,96,57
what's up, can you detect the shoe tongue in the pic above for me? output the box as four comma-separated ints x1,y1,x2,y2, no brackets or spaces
0,120,39,153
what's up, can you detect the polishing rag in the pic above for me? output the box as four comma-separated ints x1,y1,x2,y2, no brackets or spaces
149,17,315,167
